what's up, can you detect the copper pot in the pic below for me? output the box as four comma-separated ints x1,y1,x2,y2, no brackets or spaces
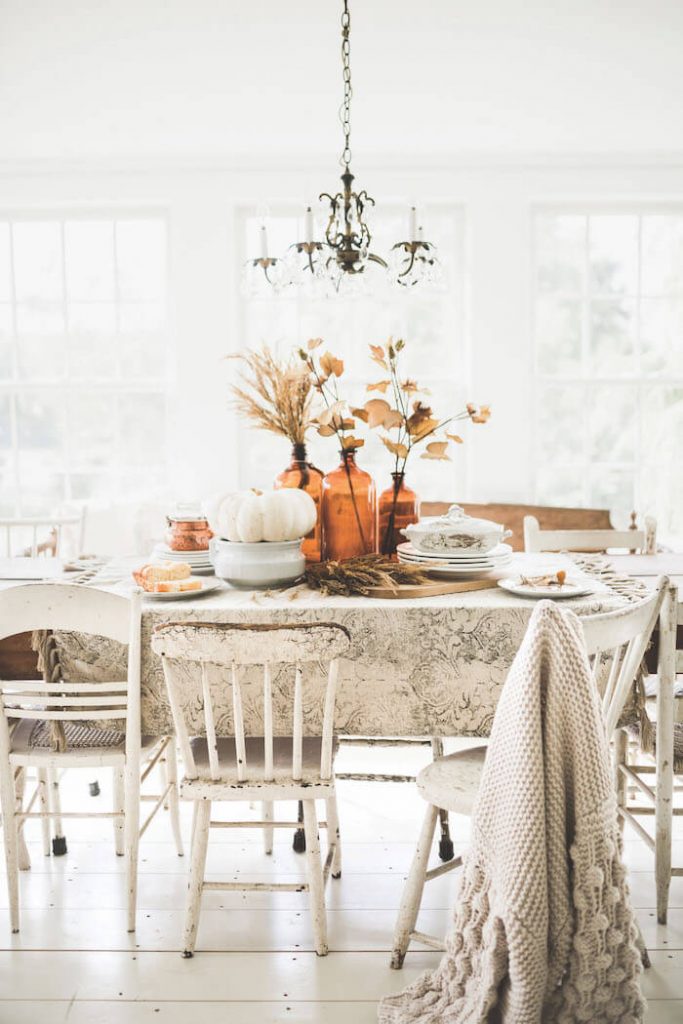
165,516,213,552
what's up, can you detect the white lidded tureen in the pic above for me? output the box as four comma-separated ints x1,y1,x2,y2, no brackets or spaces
401,505,511,554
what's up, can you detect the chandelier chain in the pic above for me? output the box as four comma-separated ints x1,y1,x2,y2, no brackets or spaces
340,0,352,168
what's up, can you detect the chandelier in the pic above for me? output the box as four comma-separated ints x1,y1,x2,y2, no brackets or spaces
244,0,440,296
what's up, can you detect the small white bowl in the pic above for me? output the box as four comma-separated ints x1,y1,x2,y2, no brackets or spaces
210,537,305,589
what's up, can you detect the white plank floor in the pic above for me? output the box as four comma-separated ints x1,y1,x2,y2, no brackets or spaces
1,743,681,1023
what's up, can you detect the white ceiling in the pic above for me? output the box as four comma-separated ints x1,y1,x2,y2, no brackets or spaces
1,0,683,163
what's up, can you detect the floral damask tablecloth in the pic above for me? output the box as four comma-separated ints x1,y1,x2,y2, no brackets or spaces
51,554,627,738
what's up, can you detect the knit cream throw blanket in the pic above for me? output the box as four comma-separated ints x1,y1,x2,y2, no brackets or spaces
379,601,645,1024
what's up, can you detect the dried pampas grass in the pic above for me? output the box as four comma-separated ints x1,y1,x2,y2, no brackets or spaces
305,555,431,597
229,346,316,445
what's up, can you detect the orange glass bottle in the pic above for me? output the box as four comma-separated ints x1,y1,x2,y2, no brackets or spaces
378,472,419,557
321,448,377,561
274,443,324,562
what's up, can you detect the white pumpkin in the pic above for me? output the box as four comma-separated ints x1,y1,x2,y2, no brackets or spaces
208,488,317,543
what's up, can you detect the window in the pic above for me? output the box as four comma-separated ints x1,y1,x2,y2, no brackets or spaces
0,214,169,515
238,205,466,499
533,209,683,540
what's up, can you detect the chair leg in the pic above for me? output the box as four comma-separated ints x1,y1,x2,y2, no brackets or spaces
37,769,51,858
325,795,342,878
614,728,628,837
430,738,454,861
183,800,211,958
262,801,274,855
124,762,140,933
302,799,328,956
0,762,20,932
14,769,31,871
49,769,67,856
391,803,439,969
293,800,306,853
113,768,125,857
164,741,184,857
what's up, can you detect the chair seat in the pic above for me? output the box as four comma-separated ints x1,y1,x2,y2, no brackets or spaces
181,735,336,794
9,719,162,759
416,746,487,814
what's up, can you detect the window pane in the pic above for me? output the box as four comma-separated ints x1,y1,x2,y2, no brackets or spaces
12,222,63,303
641,215,683,296
537,384,585,463
535,214,584,293
119,393,166,466
589,298,635,375
536,465,585,506
0,395,11,447
640,297,683,377
535,296,582,375
0,224,10,302
0,344,12,380
119,302,164,333
17,336,66,381
15,302,64,335
68,393,117,470
588,384,637,462
16,457,66,515
589,216,638,296
65,221,115,301
17,393,65,452
588,466,635,516
641,385,683,462
116,220,166,301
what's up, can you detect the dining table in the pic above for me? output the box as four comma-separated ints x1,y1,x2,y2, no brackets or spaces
1,548,678,911
12,550,660,737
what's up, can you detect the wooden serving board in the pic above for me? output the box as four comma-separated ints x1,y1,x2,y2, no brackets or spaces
366,578,499,600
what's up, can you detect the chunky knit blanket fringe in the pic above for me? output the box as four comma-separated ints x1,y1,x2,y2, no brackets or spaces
378,601,645,1024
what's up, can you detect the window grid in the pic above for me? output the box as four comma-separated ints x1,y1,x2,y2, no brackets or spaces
0,213,170,515
532,208,683,534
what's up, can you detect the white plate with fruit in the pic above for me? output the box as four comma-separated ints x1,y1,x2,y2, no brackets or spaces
132,561,222,600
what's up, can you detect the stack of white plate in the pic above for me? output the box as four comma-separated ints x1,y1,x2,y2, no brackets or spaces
397,541,513,578
150,543,214,575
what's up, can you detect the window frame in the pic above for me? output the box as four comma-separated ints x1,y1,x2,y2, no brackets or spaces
531,202,683,522
0,207,171,515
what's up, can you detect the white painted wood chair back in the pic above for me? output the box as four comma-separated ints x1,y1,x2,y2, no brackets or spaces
600,580,681,923
0,583,174,934
523,513,657,555
389,580,668,968
151,621,350,788
580,577,668,736
150,620,351,958
0,510,87,558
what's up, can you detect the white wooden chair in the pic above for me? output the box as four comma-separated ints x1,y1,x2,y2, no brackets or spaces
0,510,87,559
0,583,183,934
523,512,657,555
616,585,681,922
390,579,668,968
150,620,350,958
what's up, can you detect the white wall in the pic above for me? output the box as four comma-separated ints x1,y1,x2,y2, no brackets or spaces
2,0,683,161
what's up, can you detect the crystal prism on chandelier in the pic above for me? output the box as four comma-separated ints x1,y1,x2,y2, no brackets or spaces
243,0,441,296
